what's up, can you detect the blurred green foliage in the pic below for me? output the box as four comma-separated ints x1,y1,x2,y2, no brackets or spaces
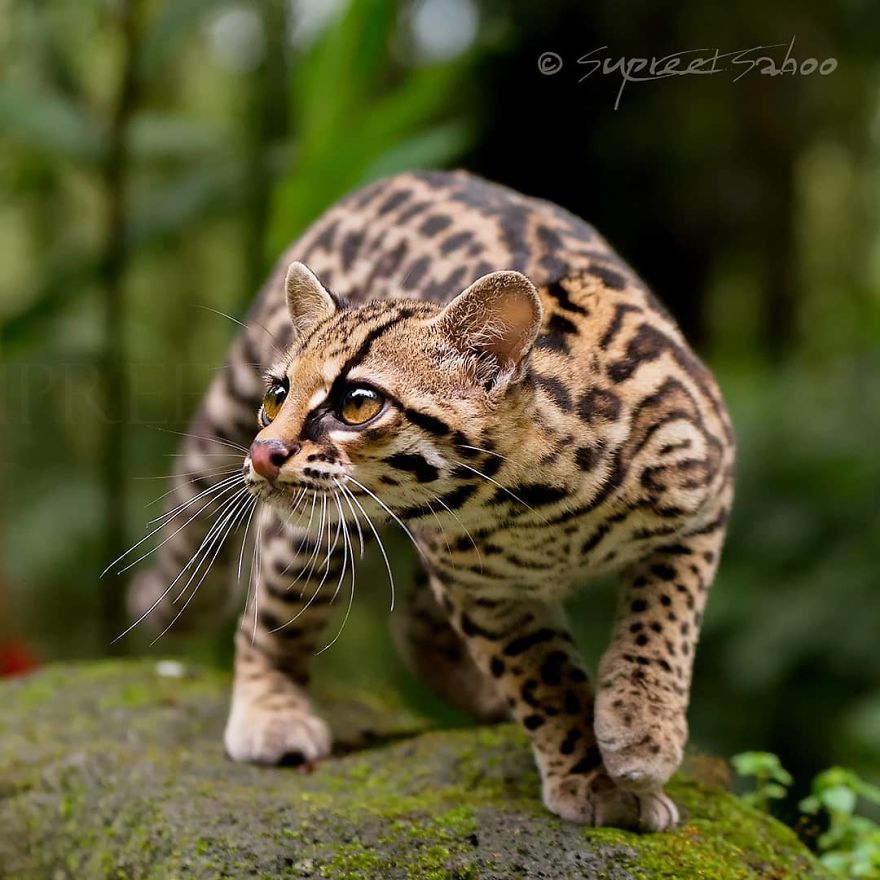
733,754,880,878
1,0,879,819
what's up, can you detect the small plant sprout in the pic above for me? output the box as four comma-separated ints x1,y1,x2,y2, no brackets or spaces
731,751,794,812
799,768,880,878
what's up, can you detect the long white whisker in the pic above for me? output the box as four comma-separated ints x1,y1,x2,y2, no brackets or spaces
425,491,483,574
337,482,366,558
135,465,238,482
456,444,523,467
143,467,241,508
315,492,356,655
172,488,251,602
238,498,259,582
251,506,266,643
148,473,244,526
150,426,249,455
327,492,349,605
195,304,287,361
451,459,548,524
298,495,328,589
105,477,243,576
344,476,427,564
111,487,247,642
339,482,396,613
151,492,253,645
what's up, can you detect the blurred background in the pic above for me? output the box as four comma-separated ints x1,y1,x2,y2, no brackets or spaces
1,0,879,809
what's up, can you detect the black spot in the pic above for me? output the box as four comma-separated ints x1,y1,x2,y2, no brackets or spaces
490,656,505,678
377,189,412,215
589,264,627,290
564,690,582,714
504,628,556,657
651,563,677,581
660,595,672,607
539,651,567,686
560,728,582,755
582,524,610,554
403,408,450,436
635,634,649,647
402,256,431,290
535,333,570,354
544,280,588,316
340,231,365,272
631,599,648,614
419,214,452,236
548,313,578,336
600,302,641,349
535,375,572,411
440,231,473,255
577,387,621,423
386,452,439,483
523,713,545,731
514,483,567,507
569,745,602,774
460,613,500,639
574,444,602,471
521,679,540,707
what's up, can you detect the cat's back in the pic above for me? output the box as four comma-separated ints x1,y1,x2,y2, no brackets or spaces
250,171,634,333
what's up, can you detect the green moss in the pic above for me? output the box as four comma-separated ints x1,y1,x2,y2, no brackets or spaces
0,661,832,880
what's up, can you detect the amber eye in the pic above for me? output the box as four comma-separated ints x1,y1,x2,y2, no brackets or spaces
261,382,288,423
338,386,384,426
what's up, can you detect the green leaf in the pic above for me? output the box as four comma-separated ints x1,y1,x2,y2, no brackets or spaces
361,122,472,180
822,784,858,817
0,83,103,163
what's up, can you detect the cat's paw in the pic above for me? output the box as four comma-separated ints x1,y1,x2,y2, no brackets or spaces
594,689,686,794
224,700,332,766
542,771,679,831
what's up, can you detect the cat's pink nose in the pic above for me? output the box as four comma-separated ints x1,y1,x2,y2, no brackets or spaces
249,440,298,480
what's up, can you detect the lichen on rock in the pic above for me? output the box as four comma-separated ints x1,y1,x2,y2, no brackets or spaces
0,661,831,879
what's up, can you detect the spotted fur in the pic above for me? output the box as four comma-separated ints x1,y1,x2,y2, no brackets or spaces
129,171,734,830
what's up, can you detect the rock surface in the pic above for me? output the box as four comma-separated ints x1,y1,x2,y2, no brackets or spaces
0,661,831,879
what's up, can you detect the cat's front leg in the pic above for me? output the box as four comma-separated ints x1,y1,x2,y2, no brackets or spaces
595,514,727,800
224,511,339,767
436,581,676,830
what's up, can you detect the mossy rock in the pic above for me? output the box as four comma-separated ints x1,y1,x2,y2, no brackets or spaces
0,661,830,880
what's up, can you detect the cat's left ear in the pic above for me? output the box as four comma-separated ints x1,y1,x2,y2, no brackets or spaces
438,270,543,391
285,261,338,337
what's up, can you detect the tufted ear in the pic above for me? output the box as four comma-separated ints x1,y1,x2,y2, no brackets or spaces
437,270,543,390
285,261,338,336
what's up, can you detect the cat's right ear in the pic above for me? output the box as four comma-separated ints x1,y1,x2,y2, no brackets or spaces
285,262,338,336
437,270,543,392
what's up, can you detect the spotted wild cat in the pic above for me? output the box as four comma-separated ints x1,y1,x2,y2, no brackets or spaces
127,170,734,831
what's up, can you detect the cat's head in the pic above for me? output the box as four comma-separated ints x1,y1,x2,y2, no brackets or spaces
243,261,543,524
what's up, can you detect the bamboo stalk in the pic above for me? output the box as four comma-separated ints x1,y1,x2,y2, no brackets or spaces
100,0,142,650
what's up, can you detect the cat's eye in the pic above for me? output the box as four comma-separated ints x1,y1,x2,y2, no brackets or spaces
261,381,288,423
338,386,384,426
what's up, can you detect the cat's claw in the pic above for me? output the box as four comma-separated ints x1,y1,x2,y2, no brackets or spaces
543,771,679,831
